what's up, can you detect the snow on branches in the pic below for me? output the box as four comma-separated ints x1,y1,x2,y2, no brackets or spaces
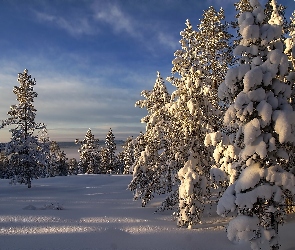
0,69,46,188
210,0,295,249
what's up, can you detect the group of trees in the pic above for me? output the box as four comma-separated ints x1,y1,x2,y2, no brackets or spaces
129,0,295,249
0,70,136,187
75,128,133,174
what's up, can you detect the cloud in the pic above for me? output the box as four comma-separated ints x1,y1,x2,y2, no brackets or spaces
93,3,139,38
157,32,179,51
34,11,97,37
91,2,179,53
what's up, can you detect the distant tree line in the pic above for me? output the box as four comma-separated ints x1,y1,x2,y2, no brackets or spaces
74,128,135,175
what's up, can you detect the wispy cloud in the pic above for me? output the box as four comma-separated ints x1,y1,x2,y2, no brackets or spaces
34,11,97,37
91,2,179,52
157,32,179,51
93,3,139,38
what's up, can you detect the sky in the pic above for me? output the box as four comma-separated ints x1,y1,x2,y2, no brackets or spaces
0,0,294,142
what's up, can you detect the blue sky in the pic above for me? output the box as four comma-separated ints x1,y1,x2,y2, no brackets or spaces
0,0,294,142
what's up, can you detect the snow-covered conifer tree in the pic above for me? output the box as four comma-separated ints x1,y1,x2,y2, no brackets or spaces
49,141,68,176
122,136,135,174
68,158,78,175
0,151,9,179
37,128,51,178
76,129,100,174
167,7,233,226
105,128,116,173
99,146,109,174
197,6,233,87
129,72,173,206
0,69,46,188
215,1,295,249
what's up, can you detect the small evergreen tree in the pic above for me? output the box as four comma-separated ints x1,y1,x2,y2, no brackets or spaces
37,128,51,178
76,129,100,174
115,151,125,174
0,150,9,179
122,136,135,174
49,141,68,176
0,69,46,188
68,158,78,175
105,128,117,173
99,146,109,174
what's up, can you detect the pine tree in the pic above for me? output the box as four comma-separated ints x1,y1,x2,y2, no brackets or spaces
37,128,51,178
68,158,78,175
0,151,9,179
105,128,116,173
215,1,295,249
0,69,46,188
128,72,173,207
232,0,253,47
197,6,233,88
99,146,109,174
49,141,68,176
166,8,233,226
115,151,125,174
122,136,135,174
76,129,100,174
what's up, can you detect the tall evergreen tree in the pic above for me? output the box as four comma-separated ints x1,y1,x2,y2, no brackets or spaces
0,69,46,188
214,1,295,249
76,129,100,174
128,72,173,207
166,7,233,226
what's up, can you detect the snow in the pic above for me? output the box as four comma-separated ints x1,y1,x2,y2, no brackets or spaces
243,67,263,92
244,119,261,145
257,100,272,128
0,174,284,250
273,110,295,144
235,163,263,193
227,215,259,243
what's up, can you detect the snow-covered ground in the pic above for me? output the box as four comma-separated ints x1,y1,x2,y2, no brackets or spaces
0,175,294,250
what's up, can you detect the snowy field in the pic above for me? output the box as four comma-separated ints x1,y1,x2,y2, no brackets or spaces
0,175,295,250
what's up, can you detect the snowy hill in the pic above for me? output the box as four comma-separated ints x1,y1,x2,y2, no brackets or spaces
0,175,294,250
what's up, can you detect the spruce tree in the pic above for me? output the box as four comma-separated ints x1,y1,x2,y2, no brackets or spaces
122,136,135,174
167,7,233,226
49,141,68,176
37,128,51,178
0,69,46,188
128,72,173,207
214,1,295,249
68,158,78,175
99,146,109,174
76,129,100,174
105,128,116,173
